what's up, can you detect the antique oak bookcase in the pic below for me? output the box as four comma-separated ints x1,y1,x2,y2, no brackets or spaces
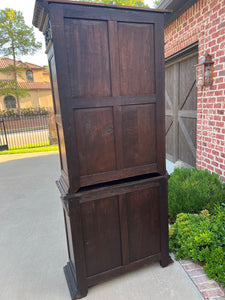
33,1,170,298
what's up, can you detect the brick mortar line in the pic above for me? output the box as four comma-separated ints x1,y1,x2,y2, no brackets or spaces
190,274,210,278
179,259,225,300
201,288,222,292
197,279,219,284
185,267,204,271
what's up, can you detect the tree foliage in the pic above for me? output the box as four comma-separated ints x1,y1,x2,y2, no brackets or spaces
153,0,161,7
0,63,30,98
0,80,29,98
84,0,148,7
43,65,49,72
0,8,42,58
0,8,42,113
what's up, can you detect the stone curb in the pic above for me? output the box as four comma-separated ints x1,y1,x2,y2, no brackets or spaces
180,259,225,300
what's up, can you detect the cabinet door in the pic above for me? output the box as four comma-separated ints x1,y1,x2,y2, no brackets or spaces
118,22,155,96
80,196,122,277
74,107,116,176
124,186,161,262
121,104,156,168
65,19,111,98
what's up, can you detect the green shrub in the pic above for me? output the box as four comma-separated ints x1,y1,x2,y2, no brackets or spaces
0,107,48,117
169,206,225,286
168,168,225,221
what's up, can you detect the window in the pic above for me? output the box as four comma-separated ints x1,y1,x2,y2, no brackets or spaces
4,95,16,109
26,70,34,82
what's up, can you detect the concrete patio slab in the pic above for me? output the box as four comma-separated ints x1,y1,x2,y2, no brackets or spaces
0,152,204,300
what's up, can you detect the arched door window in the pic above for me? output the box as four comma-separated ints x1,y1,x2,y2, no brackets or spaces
4,95,16,109
26,70,34,82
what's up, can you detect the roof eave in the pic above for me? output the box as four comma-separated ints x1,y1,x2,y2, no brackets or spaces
158,0,198,26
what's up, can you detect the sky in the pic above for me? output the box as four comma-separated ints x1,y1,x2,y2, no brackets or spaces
0,0,155,67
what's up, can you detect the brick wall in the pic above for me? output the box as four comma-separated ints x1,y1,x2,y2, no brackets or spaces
164,0,225,180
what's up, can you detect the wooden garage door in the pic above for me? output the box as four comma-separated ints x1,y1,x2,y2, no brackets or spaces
165,52,197,167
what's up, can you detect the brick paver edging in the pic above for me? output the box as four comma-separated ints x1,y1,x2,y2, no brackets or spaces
180,259,225,300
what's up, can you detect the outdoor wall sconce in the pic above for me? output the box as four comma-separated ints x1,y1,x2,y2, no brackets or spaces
195,53,214,87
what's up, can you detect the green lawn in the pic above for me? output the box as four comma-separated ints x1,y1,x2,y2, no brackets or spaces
0,145,58,155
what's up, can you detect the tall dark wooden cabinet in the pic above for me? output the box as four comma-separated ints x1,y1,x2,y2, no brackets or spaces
33,1,170,298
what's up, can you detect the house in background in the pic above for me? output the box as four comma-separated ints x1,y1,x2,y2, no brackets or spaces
158,0,225,181
0,57,53,111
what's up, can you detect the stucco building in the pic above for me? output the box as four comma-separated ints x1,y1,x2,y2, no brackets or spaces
0,57,53,111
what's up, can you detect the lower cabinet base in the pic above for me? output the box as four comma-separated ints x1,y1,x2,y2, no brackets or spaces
64,252,171,300
58,175,171,299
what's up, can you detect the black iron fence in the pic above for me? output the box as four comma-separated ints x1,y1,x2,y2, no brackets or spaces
0,114,50,150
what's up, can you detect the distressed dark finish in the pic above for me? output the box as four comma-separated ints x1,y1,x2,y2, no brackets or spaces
33,0,168,193
33,1,170,299
126,187,161,262
59,175,170,298
81,196,122,277
74,107,117,176
118,23,155,96
65,19,111,98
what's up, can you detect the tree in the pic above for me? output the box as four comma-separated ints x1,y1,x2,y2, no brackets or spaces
85,0,148,8
153,0,161,7
0,8,42,114
43,65,49,72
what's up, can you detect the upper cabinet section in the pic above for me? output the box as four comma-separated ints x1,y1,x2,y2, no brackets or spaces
33,1,168,192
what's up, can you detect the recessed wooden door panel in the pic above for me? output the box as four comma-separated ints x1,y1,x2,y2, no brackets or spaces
80,196,122,277
118,22,155,96
165,63,178,160
179,117,197,167
74,107,116,176
125,187,161,262
64,19,111,98
178,55,197,167
121,104,156,168
179,56,197,111
165,52,197,167
165,115,175,158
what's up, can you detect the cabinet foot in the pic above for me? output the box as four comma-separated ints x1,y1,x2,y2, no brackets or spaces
160,255,174,267
64,261,88,299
